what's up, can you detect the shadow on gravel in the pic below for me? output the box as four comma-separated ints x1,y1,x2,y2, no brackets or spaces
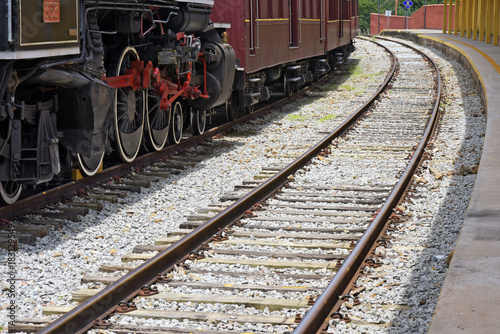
0,53,373,323
213,58,363,141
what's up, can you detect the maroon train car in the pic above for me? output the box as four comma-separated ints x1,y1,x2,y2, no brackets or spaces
211,0,358,116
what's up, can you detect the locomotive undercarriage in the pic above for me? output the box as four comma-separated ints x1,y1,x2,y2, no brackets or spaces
0,1,234,205
227,43,355,119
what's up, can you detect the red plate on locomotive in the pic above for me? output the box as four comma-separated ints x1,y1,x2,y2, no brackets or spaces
43,0,60,23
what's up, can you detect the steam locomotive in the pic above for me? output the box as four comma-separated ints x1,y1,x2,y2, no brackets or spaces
0,0,358,205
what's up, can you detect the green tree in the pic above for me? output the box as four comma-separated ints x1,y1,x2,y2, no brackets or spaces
359,0,379,34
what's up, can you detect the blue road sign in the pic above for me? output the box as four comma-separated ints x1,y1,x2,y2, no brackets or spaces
402,0,413,9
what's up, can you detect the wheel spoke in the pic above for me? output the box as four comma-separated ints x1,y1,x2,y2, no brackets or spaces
191,108,206,136
168,102,183,144
145,93,169,151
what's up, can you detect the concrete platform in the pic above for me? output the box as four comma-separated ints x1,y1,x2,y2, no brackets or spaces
381,30,500,333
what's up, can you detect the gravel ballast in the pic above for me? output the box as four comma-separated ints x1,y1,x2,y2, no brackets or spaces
0,37,485,334
328,38,486,333
0,39,390,327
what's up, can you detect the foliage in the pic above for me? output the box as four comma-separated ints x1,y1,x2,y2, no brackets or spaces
358,0,443,35
319,114,338,122
359,0,378,34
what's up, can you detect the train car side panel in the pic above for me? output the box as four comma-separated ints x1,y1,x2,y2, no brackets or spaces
213,0,327,74
212,0,357,113
245,0,326,74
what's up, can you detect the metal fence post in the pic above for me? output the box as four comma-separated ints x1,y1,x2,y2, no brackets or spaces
494,0,500,46
443,0,448,33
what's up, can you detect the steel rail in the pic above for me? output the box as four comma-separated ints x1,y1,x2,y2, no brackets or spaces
293,37,443,333
0,79,310,220
37,47,397,334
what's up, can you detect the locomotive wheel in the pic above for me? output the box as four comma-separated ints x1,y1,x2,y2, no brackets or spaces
112,47,145,162
225,93,239,121
244,105,254,114
0,181,22,205
284,77,294,97
168,102,183,144
145,92,170,151
76,151,104,177
190,108,206,136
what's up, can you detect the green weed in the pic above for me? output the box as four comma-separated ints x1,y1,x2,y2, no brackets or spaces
320,114,338,122
287,114,308,121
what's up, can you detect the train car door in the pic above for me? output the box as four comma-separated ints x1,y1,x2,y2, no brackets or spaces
289,0,299,47
327,0,339,51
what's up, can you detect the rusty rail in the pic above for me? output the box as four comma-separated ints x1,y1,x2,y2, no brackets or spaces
293,37,442,334
0,76,311,220
37,43,397,334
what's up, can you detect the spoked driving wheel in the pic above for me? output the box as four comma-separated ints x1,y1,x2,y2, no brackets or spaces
145,92,170,151
0,181,22,205
168,101,183,144
190,108,206,136
76,151,105,177
111,47,145,162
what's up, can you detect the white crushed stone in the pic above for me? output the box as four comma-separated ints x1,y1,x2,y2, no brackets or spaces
0,36,485,334
0,39,390,328
327,38,485,333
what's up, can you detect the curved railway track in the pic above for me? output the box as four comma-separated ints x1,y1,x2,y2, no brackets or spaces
3,37,444,334
0,91,302,221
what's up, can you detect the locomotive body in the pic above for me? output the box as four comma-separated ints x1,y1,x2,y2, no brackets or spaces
1,0,80,56
0,0,232,204
0,0,357,205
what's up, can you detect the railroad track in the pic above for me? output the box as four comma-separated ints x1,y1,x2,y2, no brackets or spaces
0,66,332,222
6,38,443,333
0,62,345,252
0,40,386,251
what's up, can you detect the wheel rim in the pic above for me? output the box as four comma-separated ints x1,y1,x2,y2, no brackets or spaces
284,76,292,97
168,102,183,144
225,94,239,121
0,181,22,205
112,47,145,162
76,151,104,177
146,92,170,151
190,108,206,136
